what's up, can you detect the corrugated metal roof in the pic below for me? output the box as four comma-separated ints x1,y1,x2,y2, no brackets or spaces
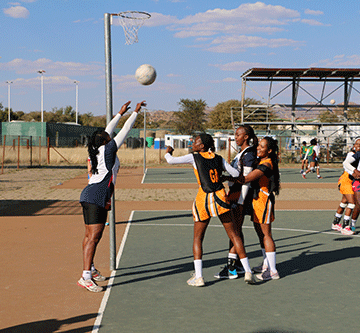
242,68,360,78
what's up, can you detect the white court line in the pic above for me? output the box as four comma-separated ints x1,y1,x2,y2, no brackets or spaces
141,168,148,184
92,211,134,333
91,208,357,332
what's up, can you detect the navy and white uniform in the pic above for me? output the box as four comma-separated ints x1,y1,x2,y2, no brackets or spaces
80,111,138,211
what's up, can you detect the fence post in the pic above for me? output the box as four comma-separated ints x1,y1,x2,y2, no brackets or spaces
30,136,33,167
47,137,50,164
327,137,330,164
228,137,231,163
17,136,20,170
39,137,42,166
1,135,6,174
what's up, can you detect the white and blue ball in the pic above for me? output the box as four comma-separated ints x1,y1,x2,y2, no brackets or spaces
135,64,157,86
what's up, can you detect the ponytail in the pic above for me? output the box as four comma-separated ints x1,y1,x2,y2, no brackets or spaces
263,136,281,195
88,129,107,175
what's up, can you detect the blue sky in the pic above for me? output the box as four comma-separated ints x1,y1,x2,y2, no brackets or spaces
1,0,360,117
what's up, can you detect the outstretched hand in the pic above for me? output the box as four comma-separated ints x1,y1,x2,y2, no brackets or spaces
119,101,131,116
135,100,147,113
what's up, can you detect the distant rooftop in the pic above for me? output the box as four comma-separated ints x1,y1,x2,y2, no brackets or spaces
242,68,360,80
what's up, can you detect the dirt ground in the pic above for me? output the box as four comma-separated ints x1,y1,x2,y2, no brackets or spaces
0,166,339,332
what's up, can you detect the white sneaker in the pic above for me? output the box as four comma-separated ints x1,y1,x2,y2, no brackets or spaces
256,270,280,281
341,226,355,235
92,268,106,282
252,264,268,273
77,277,103,292
244,271,256,284
187,273,205,287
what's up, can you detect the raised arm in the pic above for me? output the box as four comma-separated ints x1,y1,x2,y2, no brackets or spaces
113,101,146,149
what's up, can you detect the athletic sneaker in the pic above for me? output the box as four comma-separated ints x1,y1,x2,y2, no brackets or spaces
351,225,356,233
341,226,355,235
77,277,103,292
331,223,342,231
300,170,304,174
214,266,238,279
302,173,306,179
187,273,205,287
252,264,269,273
92,269,106,282
256,270,280,281
244,271,256,284
317,175,323,179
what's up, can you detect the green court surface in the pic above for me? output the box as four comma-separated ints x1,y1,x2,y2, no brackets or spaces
96,210,360,333
143,167,343,184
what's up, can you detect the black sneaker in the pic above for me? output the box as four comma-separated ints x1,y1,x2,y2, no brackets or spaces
214,265,238,279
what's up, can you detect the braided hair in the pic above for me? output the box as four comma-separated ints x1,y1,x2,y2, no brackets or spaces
262,136,281,195
199,133,215,152
87,129,108,175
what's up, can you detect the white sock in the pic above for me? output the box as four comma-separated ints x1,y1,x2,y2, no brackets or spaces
194,259,202,279
266,252,277,273
82,270,91,280
261,248,269,268
240,257,252,273
351,219,357,227
335,213,342,219
91,264,96,272
228,253,238,260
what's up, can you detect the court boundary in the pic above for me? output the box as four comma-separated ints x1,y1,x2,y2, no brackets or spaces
92,208,359,332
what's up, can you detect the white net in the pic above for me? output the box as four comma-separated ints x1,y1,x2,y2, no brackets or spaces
113,11,151,45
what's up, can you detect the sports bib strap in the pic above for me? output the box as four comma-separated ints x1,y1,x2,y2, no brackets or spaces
193,153,224,193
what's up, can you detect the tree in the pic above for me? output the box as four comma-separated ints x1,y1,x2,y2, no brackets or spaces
319,110,339,123
173,98,207,134
208,98,265,129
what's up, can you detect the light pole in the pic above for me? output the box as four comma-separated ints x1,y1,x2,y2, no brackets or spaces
74,80,79,124
6,81,12,122
37,70,45,122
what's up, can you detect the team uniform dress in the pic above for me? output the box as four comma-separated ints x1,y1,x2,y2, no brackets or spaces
304,145,316,164
301,145,308,160
80,111,139,224
343,151,360,192
252,158,275,224
164,151,239,222
338,152,357,195
227,146,257,215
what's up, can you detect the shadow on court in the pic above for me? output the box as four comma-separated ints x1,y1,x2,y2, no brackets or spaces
0,200,82,216
278,246,360,278
116,212,193,225
0,313,97,333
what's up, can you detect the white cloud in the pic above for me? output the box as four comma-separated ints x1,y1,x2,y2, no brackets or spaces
300,19,327,26
0,58,103,76
313,55,360,67
3,5,29,18
145,2,325,53
206,35,303,53
211,61,266,72
304,9,324,16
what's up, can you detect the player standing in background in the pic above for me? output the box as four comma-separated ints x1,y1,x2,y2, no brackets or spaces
313,138,322,179
302,138,317,179
214,125,258,280
300,141,308,174
165,133,256,286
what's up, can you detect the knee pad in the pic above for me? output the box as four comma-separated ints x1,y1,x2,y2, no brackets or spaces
348,203,356,210
310,167,315,173
340,202,347,208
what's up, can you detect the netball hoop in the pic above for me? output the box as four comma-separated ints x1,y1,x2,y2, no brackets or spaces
113,11,151,45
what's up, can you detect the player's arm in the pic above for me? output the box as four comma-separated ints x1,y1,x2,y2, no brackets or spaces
164,147,194,165
113,101,146,149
